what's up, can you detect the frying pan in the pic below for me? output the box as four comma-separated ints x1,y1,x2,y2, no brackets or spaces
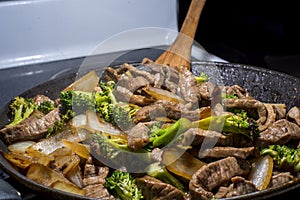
0,60,300,199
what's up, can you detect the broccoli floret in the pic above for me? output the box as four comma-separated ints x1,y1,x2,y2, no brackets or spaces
91,132,151,170
192,110,258,139
195,72,209,83
260,145,300,172
59,90,94,115
37,100,55,114
105,170,143,200
112,103,139,130
146,162,184,191
46,109,74,138
7,96,37,127
148,118,192,148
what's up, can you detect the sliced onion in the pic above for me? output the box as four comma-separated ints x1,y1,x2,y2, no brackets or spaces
143,86,186,104
86,110,120,135
70,114,87,128
63,70,99,92
7,141,36,154
162,147,206,180
249,155,273,190
28,126,82,155
61,139,90,159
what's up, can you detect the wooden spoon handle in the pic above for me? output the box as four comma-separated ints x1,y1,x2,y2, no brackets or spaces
155,0,206,71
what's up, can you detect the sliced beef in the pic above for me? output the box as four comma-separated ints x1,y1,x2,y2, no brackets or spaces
134,104,166,123
226,176,257,197
223,98,267,125
136,175,186,200
214,186,228,199
120,63,156,83
255,119,300,147
182,128,252,148
114,86,154,106
181,106,212,121
221,85,253,99
287,106,300,126
177,66,200,105
0,108,61,144
189,157,250,200
82,160,114,199
198,81,216,106
259,103,277,131
164,66,180,94
127,123,150,151
150,148,163,162
198,146,255,159
272,104,286,120
268,172,294,188
33,94,55,106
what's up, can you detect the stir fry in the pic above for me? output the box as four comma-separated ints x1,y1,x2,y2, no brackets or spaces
1,59,300,200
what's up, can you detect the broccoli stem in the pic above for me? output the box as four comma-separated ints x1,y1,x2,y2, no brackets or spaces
150,118,191,148
146,162,184,191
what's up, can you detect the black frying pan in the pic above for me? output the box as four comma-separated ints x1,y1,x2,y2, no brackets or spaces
1,61,300,199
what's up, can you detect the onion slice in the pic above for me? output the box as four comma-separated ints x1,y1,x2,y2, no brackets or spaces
143,86,186,104
249,155,273,190
162,147,206,180
63,70,99,92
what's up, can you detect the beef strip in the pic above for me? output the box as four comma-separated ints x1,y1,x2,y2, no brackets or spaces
177,66,200,105
127,123,150,151
221,85,253,99
268,172,294,188
82,159,114,199
198,146,255,159
0,108,61,144
255,119,300,147
287,106,300,126
223,98,267,126
226,176,257,197
189,157,251,200
259,103,277,131
33,94,55,106
198,81,216,106
182,128,252,148
114,86,154,106
134,104,166,123
136,175,186,200
272,104,286,120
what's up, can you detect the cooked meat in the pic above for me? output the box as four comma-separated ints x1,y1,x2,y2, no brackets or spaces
120,63,156,84
226,176,257,197
189,157,250,200
259,103,277,131
134,104,166,123
150,148,163,162
178,66,200,104
214,186,228,199
127,123,150,151
114,86,154,106
155,99,184,120
136,175,186,200
272,104,286,120
181,106,212,121
221,85,253,99
83,184,115,200
182,128,252,148
0,108,60,144
287,106,300,126
223,98,267,125
268,172,294,188
255,119,300,147
198,146,255,159
198,81,216,106
33,94,55,106
164,66,180,94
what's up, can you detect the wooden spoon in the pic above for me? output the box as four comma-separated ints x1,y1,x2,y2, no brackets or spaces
155,0,206,71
